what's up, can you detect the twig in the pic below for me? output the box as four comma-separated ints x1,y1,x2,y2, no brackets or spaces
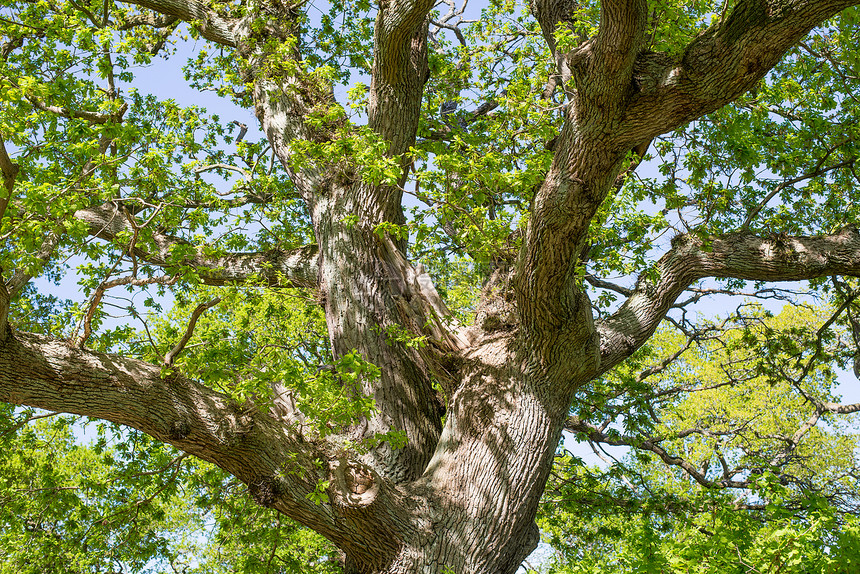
163,297,222,366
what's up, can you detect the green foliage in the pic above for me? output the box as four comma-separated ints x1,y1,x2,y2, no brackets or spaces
0,408,340,573
542,304,860,572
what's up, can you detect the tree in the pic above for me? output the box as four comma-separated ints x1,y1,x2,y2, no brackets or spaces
541,305,860,572
2,0,860,572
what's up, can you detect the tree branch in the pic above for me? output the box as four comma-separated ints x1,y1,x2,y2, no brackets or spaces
620,0,860,144
27,98,128,125
376,0,435,57
75,274,181,348
597,227,860,374
589,0,647,94
565,415,746,489
117,11,178,30
117,0,237,46
163,297,221,366
0,136,17,225
74,203,320,289
0,330,404,563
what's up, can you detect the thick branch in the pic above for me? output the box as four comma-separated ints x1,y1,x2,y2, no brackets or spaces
0,138,17,339
0,330,403,564
75,203,319,288
589,0,647,94
376,0,435,64
118,0,236,46
621,0,860,143
530,0,579,52
597,227,860,373
0,136,17,224
117,11,178,30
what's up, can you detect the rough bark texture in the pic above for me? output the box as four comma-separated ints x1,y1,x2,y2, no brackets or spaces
4,1,860,573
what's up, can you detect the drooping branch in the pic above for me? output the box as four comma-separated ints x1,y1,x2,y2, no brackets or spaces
597,227,860,374
74,203,320,289
620,0,860,144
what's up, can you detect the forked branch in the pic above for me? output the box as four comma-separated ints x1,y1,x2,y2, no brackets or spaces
620,0,860,145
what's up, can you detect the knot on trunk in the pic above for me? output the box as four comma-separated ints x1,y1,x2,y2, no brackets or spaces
168,419,191,440
249,475,284,508
330,459,380,510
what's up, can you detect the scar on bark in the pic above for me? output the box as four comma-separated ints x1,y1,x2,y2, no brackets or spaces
331,459,380,509
168,419,191,440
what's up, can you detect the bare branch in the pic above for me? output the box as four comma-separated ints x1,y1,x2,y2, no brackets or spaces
585,274,633,297
194,162,252,181
163,297,221,366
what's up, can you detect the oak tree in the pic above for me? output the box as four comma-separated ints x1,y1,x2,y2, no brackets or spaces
3,0,860,572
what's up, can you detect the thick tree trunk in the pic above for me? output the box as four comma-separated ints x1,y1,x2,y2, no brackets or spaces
312,189,445,483
329,331,594,574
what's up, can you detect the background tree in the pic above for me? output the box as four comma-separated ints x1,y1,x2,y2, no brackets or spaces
543,305,860,572
2,0,860,573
